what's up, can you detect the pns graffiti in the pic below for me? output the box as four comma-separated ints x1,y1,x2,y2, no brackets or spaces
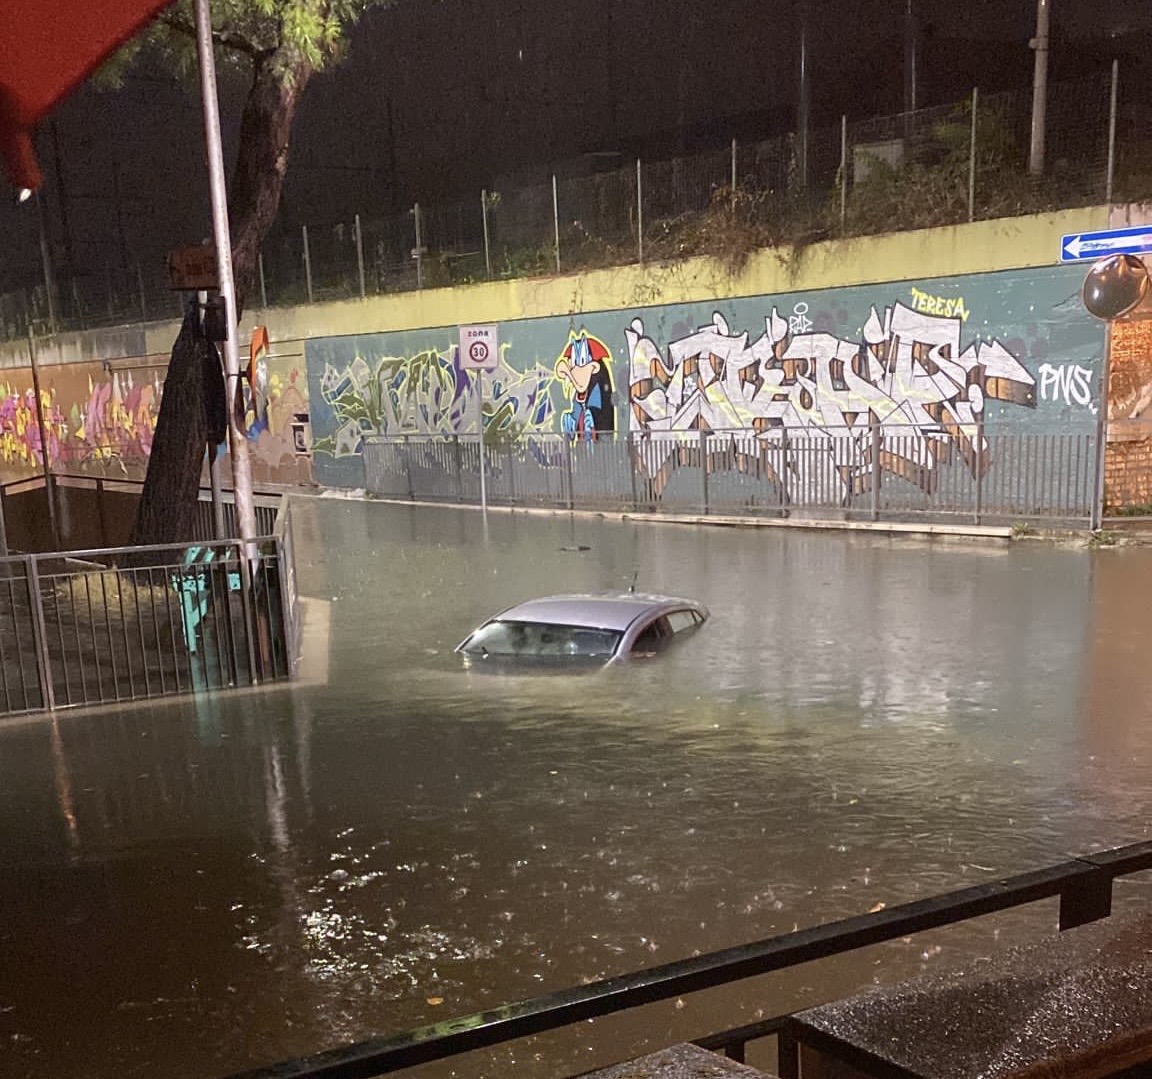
625,302,1037,500
316,346,554,457
1037,363,1094,411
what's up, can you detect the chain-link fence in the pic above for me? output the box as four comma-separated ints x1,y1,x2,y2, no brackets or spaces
1,71,1138,345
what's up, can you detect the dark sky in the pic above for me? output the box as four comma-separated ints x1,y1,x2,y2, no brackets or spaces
3,0,1151,295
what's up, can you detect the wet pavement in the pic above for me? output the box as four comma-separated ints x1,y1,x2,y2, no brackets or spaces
3,498,1152,1079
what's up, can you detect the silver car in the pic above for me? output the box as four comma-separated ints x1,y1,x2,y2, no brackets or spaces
456,591,709,667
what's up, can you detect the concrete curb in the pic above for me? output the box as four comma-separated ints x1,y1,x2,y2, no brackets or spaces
336,493,1017,541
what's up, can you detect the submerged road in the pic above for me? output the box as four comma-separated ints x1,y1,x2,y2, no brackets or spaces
2,499,1151,1079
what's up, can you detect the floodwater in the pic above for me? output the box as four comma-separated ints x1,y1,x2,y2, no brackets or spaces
3,498,1152,1079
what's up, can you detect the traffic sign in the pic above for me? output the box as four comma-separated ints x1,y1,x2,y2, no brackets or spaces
1060,225,1152,263
458,324,499,372
167,243,218,290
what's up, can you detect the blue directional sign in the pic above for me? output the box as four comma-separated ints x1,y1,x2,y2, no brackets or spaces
1060,225,1152,263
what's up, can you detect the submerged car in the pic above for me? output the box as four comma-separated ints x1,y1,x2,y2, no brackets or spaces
455,591,709,667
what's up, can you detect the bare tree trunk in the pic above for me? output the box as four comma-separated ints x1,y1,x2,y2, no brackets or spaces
229,54,313,313
130,301,226,549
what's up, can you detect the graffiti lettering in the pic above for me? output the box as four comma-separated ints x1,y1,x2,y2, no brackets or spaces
625,302,1036,500
1037,363,1093,409
909,287,969,321
316,345,554,457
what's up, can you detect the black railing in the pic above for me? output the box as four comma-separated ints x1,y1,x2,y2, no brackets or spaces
217,840,1152,1079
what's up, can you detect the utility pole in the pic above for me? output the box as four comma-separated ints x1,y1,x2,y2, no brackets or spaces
1029,0,1050,176
194,0,258,554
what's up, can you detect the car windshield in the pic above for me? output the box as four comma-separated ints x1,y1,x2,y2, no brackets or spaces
461,620,622,659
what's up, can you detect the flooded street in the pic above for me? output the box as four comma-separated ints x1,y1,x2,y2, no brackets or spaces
3,498,1152,1079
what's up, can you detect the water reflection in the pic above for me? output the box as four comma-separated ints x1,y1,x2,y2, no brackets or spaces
2,500,1151,1079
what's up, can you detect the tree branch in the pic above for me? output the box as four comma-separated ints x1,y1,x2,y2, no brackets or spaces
160,12,272,59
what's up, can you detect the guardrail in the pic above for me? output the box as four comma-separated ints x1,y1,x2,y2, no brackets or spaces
215,840,1152,1079
363,428,1100,525
0,534,293,716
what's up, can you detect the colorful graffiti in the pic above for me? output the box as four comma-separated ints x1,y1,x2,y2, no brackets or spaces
555,330,615,441
242,328,313,483
314,344,554,456
0,367,161,476
625,301,1036,498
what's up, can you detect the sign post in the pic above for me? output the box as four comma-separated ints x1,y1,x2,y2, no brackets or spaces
458,325,499,514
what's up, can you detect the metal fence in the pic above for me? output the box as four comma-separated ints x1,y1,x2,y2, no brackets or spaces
1,71,1132,343
0,533,294,717
362,428,1100,526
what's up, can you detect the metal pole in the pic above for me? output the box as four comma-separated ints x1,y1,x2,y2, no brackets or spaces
839,114,848,229
481,190,492,279
36,192,57,333
797,0,810,191
636,159,644,264
974,412,985,525
354,213,367,298
194,0,258,555
1106,59,1119,205
136,264,148,321
477,371,488,514
413,202,424,289
968,87,979,222
1028,0,1050,176
258,251,268,309
302,224,314,304
1091,321,1112,530
26,555,55,711
870,416,881,521
27,331,60,550
208,444,226,538
552,174,561,273
904,0,918,116
700,429,709,514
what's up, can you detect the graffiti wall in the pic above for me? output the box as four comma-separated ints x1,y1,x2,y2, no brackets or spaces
0,331,315,490
305,265,1106,494
0,360,163,483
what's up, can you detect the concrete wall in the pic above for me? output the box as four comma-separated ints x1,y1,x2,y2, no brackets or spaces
0,207,1114,499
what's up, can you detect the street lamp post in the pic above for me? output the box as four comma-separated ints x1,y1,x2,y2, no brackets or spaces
193,0,258,556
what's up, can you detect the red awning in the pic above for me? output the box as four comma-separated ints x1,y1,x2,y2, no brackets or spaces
0,0,175,192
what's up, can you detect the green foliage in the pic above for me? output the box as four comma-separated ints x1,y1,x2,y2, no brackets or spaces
1087,529,1121,548
98,0,385,85
1010,521,1038,538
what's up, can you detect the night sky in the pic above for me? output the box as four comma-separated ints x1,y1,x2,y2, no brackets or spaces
3,0,1151,294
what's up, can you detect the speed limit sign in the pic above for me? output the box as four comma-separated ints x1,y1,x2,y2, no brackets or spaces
458,324,499,371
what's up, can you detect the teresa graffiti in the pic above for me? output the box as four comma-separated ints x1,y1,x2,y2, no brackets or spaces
555,331,615,440
626,302,1036,499
315,344,554,456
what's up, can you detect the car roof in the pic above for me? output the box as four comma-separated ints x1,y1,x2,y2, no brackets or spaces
492,591,705,633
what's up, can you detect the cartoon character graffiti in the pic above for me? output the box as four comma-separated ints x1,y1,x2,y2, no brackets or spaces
555,331,615,441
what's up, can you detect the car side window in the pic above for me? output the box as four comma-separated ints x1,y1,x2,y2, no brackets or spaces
631,617,671,654
666,609,699,634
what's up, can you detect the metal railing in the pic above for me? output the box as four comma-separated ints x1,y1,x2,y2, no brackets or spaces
0,532,294,717
362,428,1100,526
1,71,1132,343
216,840,1152,1079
